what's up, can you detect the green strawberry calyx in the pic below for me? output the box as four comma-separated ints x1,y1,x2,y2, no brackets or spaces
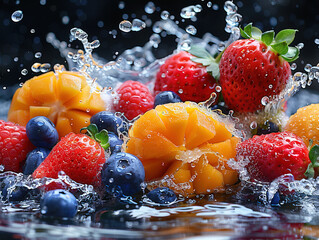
187,45,220,80
80,124,110,150
240,23,299,62
304,140,319,179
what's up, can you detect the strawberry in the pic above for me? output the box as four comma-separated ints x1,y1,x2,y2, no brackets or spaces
219,24,299,112
236,131,310,182
0,120,34,172
114,80,154,120
154,50,219,103
33,124,109,186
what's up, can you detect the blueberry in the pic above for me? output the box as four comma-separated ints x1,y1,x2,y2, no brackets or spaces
26,116,59,149
90,111,128,135
147,187,177,205
154,91,182,107
270,191,281,206
40,189,78,219
23,147,50,175
1,176,28,202
108,132,123,154
210,103,230,115
256,120,280,135
101,152,145,196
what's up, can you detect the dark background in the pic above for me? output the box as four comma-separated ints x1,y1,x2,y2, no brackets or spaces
0,0,318,87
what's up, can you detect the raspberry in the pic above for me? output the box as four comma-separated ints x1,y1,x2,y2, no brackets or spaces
114,80,154,120
0,120,35,172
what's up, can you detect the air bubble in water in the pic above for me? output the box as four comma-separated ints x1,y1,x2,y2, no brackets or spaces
161,10,169,20
224,1,238,14
119,20,132,32
132,19,146,31
21,69,28,75
35,52,42,58
11,10,23,22
186,25,197,35
145,2,156,14
290,63,297,70
40,63,51,73
31,63,41,72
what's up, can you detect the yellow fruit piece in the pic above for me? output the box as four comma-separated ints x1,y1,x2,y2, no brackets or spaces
285,104,319,147
125,102,240,197
8,71,107,137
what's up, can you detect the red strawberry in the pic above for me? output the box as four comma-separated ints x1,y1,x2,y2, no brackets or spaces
33,125,109,186
154,50,219,103
114,80,154,120
236,131,310,182
219,24,299,112
0,120,34,172
236,132,310,182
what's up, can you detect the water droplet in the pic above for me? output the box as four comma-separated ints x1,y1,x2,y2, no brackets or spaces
194,4,203,12
31,63,41,72
250,121,257,129
315,39,319,45
109,178,114,183
40,0,46,5
186,25,197,35
119,20,132,32
21,69,28,75
34,52,42,58
224,1,238,14
178,89,183,94
30,29,35,34
226,13,242,26
180,6,197,19
215,85,222,92
91,40,100,49
261,96,269,106
161,10,170,20
180,39,192,51
207,1,212,8
11,10,23,22
304,63,312,73
290,63,297,70
132,19,146,31
118,1,125,9
149,34,161,48
212,4,219,10
62,16,70,25
40,63,51,73
14,57,19,62
145,2,156,14
296,43,304,50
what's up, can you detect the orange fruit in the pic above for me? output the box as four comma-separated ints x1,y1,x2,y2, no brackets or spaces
285,104,319,147
8,71,107,137
125,102,240,196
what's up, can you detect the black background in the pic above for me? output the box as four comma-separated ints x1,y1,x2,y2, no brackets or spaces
0,0,318,88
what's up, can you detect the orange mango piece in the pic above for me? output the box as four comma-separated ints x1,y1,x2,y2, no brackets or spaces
185,109,216,149
7,71,107,137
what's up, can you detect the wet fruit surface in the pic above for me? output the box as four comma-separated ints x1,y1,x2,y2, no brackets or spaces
125,102,239,196
8,71,107,138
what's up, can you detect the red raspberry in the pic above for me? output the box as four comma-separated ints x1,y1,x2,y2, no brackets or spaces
114,80,154,120
0,120,35,172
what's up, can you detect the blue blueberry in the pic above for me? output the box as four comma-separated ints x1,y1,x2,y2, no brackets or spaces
90,111,128,135
154,91,182,107
108,132,123,154
101,152,145,196
26,116,59,149
256,120,280,135
1,176,28,202
147,187,177,205
23,148,50,175
40,189,78,219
